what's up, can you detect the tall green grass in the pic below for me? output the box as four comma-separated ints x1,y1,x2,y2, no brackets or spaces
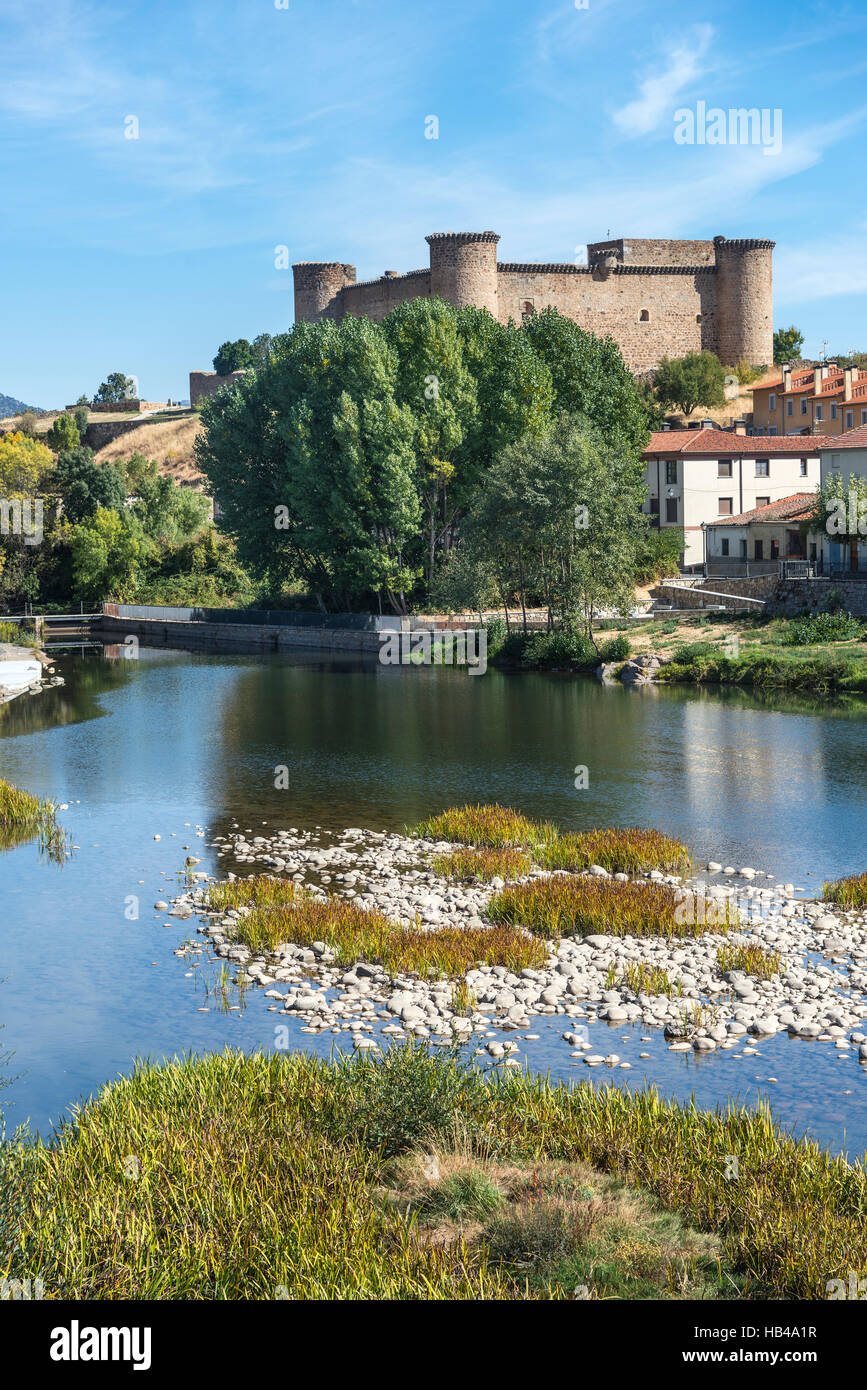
538,828,691,877
3,1046,865,1300
209,877,546,976
823,873,867,909
488,877,735,939
716,942,782,980
414,805,691,876
0,779,68,862
431,847,532,882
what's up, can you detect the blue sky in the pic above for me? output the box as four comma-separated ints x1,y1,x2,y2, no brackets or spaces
1,0,866,407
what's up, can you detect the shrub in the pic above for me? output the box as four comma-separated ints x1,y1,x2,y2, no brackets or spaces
416,1169,504,1222
599,634,631,662
781,612,862,646
329,1042,479,1159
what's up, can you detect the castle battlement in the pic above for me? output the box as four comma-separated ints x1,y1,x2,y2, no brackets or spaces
292,229,774,373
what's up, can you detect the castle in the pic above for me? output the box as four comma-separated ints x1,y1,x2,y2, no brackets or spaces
293,231,774,375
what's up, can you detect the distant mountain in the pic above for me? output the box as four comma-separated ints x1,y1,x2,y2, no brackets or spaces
0,392,44,418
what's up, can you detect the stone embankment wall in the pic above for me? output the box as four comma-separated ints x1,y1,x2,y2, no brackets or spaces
656,576,867,617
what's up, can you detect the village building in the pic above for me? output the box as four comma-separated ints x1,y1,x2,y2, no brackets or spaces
641,428,821,571
703,494,817,576
752,363,867,437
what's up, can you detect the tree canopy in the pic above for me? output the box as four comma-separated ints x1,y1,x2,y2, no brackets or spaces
196,300,651,613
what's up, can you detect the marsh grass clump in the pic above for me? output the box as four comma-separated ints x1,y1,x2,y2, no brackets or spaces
538,828,691,877
487,877,729,940
432,847,532,883
0,779,68,862
716,942,782,981
208,876,546,976
823,873,867,909
413,804,552,849
620,962,680,997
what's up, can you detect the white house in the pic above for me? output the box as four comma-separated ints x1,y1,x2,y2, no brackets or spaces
641,428,822,571
817,423,867,573
703,494,818,576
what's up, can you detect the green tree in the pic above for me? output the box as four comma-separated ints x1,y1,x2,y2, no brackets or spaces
808,472,867,572
471,414,646,639
651,352,727,416
521,307,650,456
45,414,80,453
93,372,136,405
51,447,127,524
70,507,144,601
383,298,478,584
198,317,421,612
213,340,253,375
773,326,805,364
73,406,89,438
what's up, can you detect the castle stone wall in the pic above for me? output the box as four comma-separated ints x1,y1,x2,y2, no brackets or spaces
292,230,774,375
189,370,248,406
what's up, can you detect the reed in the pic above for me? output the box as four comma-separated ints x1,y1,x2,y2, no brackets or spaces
716,942,782,981
620,962,680,997
431,847,533,883
412,804,553,849
488,876,732,939
823,872,867,909
538,828,691,877
0,779,68,862
209,877,547,976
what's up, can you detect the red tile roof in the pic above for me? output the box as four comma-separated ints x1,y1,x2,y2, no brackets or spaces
643,428,821,456
706,493,816,527
818,424,867,449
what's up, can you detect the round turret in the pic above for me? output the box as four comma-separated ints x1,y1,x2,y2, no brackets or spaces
425,232,500,314
292,262,356,323
713,236,774,366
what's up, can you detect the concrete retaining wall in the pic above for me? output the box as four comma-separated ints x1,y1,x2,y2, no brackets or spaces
96,616,388,653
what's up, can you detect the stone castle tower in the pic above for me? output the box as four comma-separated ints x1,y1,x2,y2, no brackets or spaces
293,229,774,374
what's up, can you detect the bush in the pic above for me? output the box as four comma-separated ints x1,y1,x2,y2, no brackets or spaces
330,1042,478,1158
599,634,630,662
781,612,862,646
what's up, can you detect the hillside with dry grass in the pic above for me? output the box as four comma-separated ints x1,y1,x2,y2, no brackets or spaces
94,412,204,484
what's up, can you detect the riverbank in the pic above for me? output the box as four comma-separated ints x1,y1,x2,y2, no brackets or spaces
0,640,62,704
2,1044,864,1299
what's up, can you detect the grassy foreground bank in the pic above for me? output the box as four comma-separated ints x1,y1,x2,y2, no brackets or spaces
2,1046,864,1300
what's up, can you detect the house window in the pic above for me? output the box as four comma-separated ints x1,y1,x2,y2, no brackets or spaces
756,496,770,509
800,398,808,414
721,538,730,556
665,497,678,523
831,403,838,419
800,458,808,476
649,497,660,514
740,539,748,558
718,460,732,477
665,460,677,484
769,393,777,411
718,498,733,515
754,539,764,560
816,404,823,421
640,308,650,322
846,410,854,429
771,539,780,560
768,427,778,436
787,399,794,417
755,459,769,476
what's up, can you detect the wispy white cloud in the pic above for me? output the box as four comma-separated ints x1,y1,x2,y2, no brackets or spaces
612,24,715,137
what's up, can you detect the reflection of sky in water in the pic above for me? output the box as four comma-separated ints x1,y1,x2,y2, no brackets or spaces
1,647,866,1153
